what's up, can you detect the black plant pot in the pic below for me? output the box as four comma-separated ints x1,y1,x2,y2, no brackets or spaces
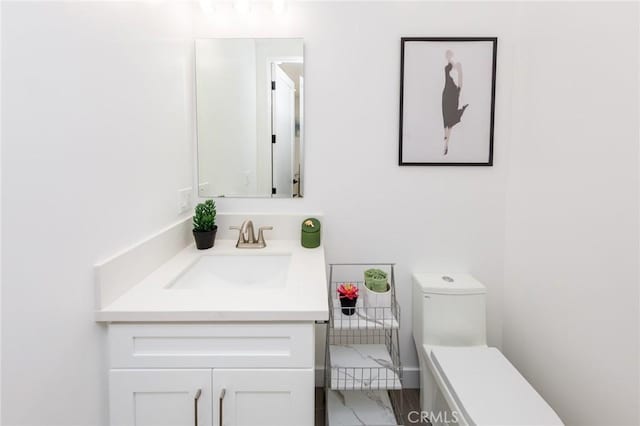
193,226,218,250
339,296,357,316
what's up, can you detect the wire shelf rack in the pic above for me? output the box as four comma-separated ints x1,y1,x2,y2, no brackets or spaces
325,263,404,426
330,280,400,330
328,343,402,390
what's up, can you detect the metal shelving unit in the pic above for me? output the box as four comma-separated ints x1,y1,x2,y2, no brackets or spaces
325,263,404,426
329,279,400,330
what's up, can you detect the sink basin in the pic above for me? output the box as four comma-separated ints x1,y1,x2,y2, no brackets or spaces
166,254,291,290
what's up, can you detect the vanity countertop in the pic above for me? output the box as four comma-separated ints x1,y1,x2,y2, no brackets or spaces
95,239,329,322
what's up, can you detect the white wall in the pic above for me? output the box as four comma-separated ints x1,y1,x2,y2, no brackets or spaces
194,2,639,425
2,2,638,426
192,0,517,386
1,2,194,425
503,2,639,425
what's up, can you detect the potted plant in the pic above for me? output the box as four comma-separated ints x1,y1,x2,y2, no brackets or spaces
192,200,217,250
363,268,391,308
337,283,359,316
364,268,388,292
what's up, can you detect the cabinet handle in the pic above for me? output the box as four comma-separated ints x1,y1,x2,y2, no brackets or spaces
219,388,226,426
194,388,202,426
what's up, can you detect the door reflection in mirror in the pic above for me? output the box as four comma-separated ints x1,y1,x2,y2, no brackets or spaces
195,38,304,198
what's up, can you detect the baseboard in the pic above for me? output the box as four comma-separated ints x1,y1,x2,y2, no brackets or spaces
401,366,420,389
315,366,420,389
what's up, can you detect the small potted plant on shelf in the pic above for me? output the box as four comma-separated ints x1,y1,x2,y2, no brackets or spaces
337,283,359,316
364,268,391,308
192,199,217,250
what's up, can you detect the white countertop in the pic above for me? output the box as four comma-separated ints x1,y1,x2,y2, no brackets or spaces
95,239,329,322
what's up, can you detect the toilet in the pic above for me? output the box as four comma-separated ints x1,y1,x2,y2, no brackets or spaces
412,273,564,426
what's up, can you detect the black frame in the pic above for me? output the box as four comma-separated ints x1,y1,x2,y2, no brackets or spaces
398,37,497,166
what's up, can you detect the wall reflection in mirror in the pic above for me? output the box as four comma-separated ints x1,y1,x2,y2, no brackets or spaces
195,38,304,198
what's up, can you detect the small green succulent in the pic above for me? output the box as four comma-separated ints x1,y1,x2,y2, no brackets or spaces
193,200,217,232
364,268,388,292
365,269,387,280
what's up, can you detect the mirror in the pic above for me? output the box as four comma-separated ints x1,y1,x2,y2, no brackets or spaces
195,38,304,198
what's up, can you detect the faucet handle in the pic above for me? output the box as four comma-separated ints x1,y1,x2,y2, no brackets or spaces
229,225,245,243
257,226,273,246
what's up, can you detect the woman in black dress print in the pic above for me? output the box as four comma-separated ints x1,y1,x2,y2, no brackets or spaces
441,49,469,155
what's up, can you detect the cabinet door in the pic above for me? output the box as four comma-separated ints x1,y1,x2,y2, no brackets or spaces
213,369,314,426
110,369,212,426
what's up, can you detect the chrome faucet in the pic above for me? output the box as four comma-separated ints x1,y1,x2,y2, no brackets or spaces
230,220,273,248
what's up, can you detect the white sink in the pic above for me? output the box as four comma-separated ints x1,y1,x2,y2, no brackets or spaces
166,254,291,291
96,239,329,322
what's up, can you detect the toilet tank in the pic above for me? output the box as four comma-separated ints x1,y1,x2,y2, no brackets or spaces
412,273,487,348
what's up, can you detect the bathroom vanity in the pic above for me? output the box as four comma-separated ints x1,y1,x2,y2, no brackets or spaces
95,218,327,426
94,35,318,425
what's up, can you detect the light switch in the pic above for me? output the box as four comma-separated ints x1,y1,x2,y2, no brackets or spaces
178,187,192,214
198,182,210,194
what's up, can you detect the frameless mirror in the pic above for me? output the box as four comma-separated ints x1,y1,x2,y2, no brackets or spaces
195,38,304,198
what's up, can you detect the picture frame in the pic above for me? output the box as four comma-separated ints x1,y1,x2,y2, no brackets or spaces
399,37,497,166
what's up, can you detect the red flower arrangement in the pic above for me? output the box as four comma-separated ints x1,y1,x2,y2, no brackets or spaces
337,283,359,300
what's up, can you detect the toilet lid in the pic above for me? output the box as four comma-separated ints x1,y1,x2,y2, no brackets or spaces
430,346,564,426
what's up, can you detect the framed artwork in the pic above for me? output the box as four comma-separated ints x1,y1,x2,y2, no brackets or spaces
399,37,497,166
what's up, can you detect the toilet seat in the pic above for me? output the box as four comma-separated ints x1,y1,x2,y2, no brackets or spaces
425,346,563,426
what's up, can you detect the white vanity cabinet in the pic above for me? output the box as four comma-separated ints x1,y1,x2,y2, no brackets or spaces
107,323,315,426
